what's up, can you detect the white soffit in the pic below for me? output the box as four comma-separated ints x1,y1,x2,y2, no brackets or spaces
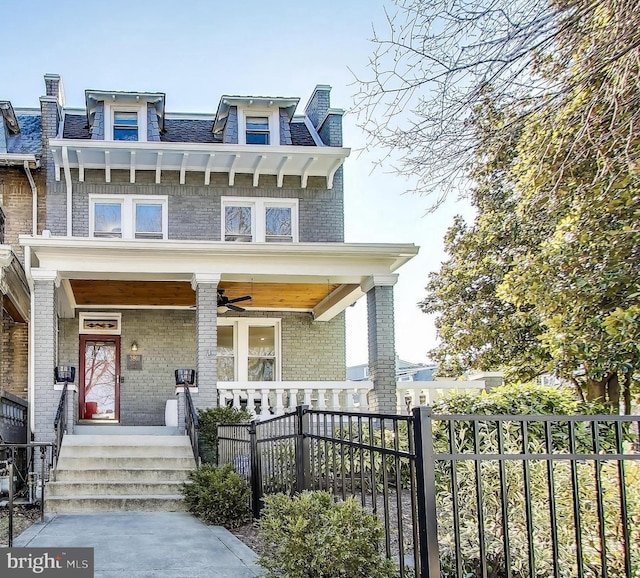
49,140,349,189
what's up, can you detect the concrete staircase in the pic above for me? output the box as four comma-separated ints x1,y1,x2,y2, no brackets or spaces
46,426,197,512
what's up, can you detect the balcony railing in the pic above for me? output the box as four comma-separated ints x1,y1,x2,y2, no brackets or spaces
218,381,373,417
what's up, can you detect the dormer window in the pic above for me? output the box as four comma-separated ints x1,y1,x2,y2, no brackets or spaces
113,111,139,141
246,117,270,145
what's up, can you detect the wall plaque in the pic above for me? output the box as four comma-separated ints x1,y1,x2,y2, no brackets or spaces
127,354,142,370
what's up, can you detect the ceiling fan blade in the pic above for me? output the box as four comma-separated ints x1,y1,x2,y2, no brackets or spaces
227,303,246,312
228,295,252,303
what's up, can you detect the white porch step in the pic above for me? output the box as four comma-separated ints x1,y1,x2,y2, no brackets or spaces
54,468,193,482
45,495,187,513
73,426,180,436
47,481,187,497
46,432,197,513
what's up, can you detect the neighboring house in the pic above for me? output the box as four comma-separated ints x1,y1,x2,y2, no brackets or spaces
11,74,418,445
347,358,437,382
0,100,37,400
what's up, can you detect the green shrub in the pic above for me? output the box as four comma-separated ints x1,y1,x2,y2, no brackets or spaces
182,463,250,528
197,406,251,463
258,491,397,578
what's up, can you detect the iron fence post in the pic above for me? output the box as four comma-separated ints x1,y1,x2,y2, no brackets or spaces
249,419,263,518
295,405,311,493
8,449,14,547
412,406,441,578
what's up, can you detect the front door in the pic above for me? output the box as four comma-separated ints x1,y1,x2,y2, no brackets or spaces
79,335,120,421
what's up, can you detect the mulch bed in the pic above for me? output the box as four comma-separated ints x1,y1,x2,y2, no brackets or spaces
0,505,42,547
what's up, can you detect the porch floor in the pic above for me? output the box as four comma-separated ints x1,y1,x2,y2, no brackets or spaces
73,425,181,436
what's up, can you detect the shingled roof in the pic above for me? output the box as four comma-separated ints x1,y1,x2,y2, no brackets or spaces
61,113,319,146
7,115,42,155
63,114,91,139
290,122,317,146
160,119,217,143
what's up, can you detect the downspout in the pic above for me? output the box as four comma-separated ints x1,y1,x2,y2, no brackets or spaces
25,246,35,435
23,161,38,236
23,162,38,434
61,146,72,236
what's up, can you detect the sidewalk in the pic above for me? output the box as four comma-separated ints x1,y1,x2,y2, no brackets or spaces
13,511,263,577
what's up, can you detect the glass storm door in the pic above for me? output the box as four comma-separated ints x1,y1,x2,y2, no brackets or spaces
79,336,120,421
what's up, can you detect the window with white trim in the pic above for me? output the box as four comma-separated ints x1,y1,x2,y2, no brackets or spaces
245,116,270,145
222,197,298,243
217,318,280,382
237,108,280,146
90,195,168,240
104,103,147,142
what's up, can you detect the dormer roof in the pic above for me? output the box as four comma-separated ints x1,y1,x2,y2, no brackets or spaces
85,89,166,132
213,95,299,137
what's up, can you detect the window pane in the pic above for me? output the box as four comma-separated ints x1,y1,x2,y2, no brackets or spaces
246,132,269,145
135,203,162,235
265,207,292,240
248,358,275,381
218,326,234,355
113,127,138,141
114,111,138,125
217,357,235,381
225,206,252,241
246,117,269,131
113,112,138,141
248,326,275,356
94,203,122,237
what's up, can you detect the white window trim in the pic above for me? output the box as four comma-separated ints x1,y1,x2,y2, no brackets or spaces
218,318,281,382
221,196,298,243
89,194,168,240
237,107,280,146
104,102,147,142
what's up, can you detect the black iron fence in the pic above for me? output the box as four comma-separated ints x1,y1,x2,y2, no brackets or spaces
217,406,640,578
52,384,67,470
0,443,53,547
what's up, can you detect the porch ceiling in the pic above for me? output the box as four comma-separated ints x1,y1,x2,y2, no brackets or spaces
69,279,347,310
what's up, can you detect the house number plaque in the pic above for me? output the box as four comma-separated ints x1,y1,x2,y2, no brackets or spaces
127,354,142,370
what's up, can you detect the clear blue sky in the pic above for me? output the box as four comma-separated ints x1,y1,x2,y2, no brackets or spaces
1,0,472,366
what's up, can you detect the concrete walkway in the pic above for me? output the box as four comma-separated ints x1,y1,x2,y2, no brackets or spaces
14,512,264,577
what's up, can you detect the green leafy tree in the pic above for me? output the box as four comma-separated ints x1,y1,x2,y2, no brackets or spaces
420,0,640,409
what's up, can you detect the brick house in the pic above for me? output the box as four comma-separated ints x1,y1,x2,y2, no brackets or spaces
9,74,418,445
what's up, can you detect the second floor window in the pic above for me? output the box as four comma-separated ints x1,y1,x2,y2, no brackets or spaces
222,197,298,243
90,195,168,240
113,111,139,141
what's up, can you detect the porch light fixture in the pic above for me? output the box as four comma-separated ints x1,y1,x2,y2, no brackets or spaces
131,341,138,352
54,366,76,384
175,368,195,386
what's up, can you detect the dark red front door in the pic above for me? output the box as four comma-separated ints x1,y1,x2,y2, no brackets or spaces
79,335,120,421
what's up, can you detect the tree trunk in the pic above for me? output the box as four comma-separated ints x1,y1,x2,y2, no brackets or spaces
586,378,606,402
606,373,620,413
623,373,632,415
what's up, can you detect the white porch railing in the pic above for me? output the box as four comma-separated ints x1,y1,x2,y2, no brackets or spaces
396,380,486,415
218,381,374,417
218,379,486,418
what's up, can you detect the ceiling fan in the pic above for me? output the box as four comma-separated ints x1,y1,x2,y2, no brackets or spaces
217,289,252,312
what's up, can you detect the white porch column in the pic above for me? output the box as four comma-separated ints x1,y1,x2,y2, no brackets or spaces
191,273,220,410
362,274,398,414
31,269,60,443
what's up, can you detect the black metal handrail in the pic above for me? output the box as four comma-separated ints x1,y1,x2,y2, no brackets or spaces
52,384,67,469
184,385,200,465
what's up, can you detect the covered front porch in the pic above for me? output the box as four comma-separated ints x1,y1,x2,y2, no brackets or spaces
21,236,418,441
